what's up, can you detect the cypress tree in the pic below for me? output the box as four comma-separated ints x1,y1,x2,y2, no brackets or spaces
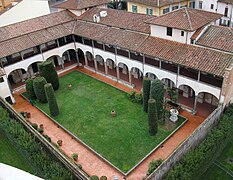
143,77,151,112
150,79,164,120
25,79,36,99
148,99,158,136
44,83,59,116
33,77,47,103
38,60,59,90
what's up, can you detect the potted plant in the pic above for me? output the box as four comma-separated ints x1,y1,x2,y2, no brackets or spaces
72,153,78,161
111,110,116,117
40,124,44,129
57,140,63,146
26,112,31,118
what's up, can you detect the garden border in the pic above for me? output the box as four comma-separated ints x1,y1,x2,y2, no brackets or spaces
0,97,88,180
22,72,188,176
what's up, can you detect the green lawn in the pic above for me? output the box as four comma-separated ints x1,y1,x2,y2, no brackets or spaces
29,71,184,172
0,129,33,173
200,137,233,180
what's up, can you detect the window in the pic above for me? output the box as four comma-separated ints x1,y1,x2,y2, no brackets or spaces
132,5,137,13
199,1,203,9
181,31,184,36
167,27,173,36
146,8,153,15
172,6,178,10
0,77,4,83
163,8,169,14
191,39,194,44
224,7,228,17
189,1,195,8
210,4,214,10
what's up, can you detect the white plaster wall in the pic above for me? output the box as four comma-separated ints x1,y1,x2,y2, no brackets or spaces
0,0,50,27
4,54,43,76
217,2,233,26
194,0,217,11
70,9,82,16
0,75,15,103
151,25,194,44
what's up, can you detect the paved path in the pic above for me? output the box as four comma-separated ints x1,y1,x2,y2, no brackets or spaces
13,67,206,180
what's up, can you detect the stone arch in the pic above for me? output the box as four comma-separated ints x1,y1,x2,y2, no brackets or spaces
77,48,85,65
86,51,95,69
46,55,62,69
7,68,28,89
145,72,157,80
131,67,143,89
118,62,129,82
95,55,105,73
26,61,41,77
106,58,117,77
177,84,196,109
60,48,76,58
61,49,77,67
161,78,176,88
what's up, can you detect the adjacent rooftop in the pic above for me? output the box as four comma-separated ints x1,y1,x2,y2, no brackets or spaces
126,0,187,7
146,8,222,31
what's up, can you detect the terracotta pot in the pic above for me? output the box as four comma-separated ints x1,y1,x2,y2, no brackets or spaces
57,140,63,146
40,124,44,129
111,110,116,117
26,112,31,118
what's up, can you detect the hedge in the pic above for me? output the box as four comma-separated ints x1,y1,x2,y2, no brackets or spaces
25,79,36,99
44,83,59,116
38,60,60,90
143,77,151,112
150,79,164,121
165,105,233,180
148,99,158,136
0,107,73,179
33,77,47,103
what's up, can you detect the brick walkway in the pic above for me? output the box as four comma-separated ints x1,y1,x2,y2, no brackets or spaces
13,67,206,180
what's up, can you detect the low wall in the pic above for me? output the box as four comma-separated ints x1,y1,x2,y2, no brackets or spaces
0,97,88,180
148,105,223,180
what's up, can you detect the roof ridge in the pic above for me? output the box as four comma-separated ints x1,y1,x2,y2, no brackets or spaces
185,8,193,31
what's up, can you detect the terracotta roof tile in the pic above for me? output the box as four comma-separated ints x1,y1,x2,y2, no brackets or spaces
137,36,233,76
146,8,222,31
54,0,111,10
196,25,233,53
218,0,233,4
127,0,187,7
190,26,205,40
77,8,152,33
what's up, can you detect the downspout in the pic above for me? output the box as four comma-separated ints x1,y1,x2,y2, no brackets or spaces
185,31,188,44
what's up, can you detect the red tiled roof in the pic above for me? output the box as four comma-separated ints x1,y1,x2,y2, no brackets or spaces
137,36,233,76
0,10,74,43
196,25,233,53
146,8,222,31
77,7,152,34
218,0,233,4
53,0,111,10
127,0,187,7
190,26,205,40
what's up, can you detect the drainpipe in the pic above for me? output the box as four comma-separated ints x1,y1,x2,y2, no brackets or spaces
91,40,97,72
72,35,80,65
115,47,119,82
185,31,188,44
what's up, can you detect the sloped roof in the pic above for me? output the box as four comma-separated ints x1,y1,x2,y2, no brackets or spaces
126,0,187,7
77,7,152,34
218,0,233,4
53,0,111,10
196,25,233,53
146,8,222,31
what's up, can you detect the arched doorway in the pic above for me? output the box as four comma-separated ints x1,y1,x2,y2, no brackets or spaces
145,72,157,80
178,84,195,110
161,78,176,99
27,62,41,78
131,67,143,90
96,55,105,73
46,55,62,70
77,49,85,65
196,92,218,117
8,68,27,89
62,49,77,68
118,63,129,82
86,51,95,69
106,58,117,77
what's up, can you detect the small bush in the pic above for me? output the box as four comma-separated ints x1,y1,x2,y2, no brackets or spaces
89,175,99,180
20,111,27,118
77,164,82,169
43,135,51,142
135,92,143,104
127,90,136,100
37,128,44,134
31,123,38,130
72,153,78,161
100,176,107,180
147,159,163,175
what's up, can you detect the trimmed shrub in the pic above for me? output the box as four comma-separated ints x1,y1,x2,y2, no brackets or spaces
147,159,163,175
135,92,143,104
77,164,82,169
148,99,158,136
143,77,151,112
25,79,36,99
127,90,136,101
89,175,99,180
31,123,38,130
72,153,78,161
43,135,51,142
37,128,44,134
33,77,47,103
150,79,164,120
38,60,60,90
44,83,59,116
100,176,107,180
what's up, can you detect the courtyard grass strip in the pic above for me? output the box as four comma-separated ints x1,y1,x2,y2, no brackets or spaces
25,71,186,172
